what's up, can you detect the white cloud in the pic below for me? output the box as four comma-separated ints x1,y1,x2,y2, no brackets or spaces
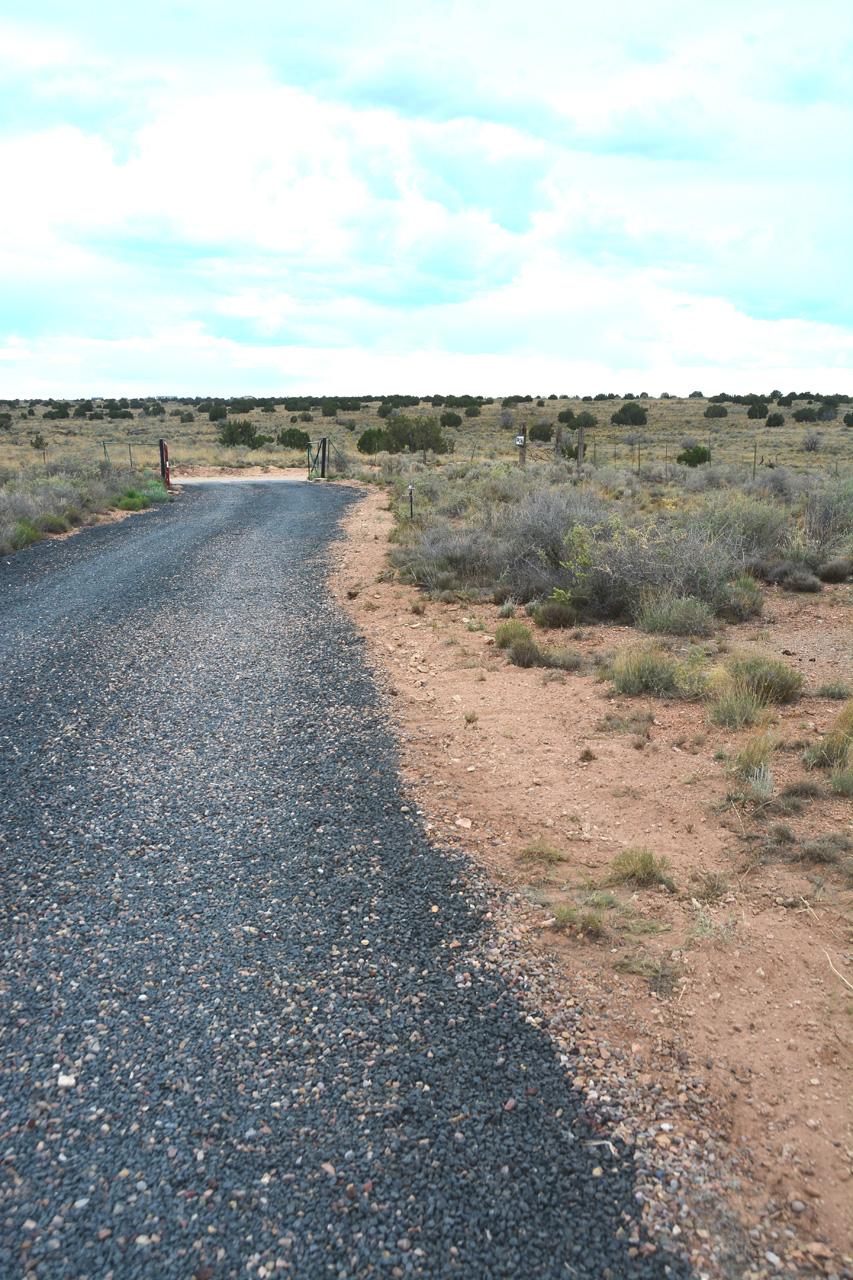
0,1,851,392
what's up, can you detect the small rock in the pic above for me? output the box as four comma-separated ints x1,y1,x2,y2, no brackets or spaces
504,1098,516,1111
397,1238,411,1252
790,1200,807,1213
765,1251,781,1266
57,1073,76,1088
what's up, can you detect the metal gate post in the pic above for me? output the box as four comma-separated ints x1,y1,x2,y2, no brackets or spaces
320,437,327,479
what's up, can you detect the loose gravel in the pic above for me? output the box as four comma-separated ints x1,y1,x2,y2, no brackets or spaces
0,482,689,1279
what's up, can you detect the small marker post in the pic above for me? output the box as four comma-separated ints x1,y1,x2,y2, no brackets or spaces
408,485,414,520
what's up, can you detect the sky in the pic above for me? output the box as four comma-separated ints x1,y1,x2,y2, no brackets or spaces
0,0,852,397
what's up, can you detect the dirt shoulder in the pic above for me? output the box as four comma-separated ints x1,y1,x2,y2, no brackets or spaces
332,482,853,1279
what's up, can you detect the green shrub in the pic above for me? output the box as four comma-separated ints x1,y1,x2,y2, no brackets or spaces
137,481,169,503
766,412,784,428
557,409,575,424
219,419,267,448
610,642,679,696
607,847,674,890
38,513,69,534
818,681,851,700
704,404,727,419
676,445,710,467
816,560,851,583
830,768,853,797
611,402,647,426
180,411,195,423
440,411,462,428
718,575,764,621
636,594,715,636
529,423,553,443
533,599,576,628
278,426,311,450
508,638,544,667
494,620,532,649
733,724,777,778
724,652,802,703
546,647,583,672
804,698,853,769
115,486,149,511
793,407,818,423
708,679,767,729
209,405,227,421
356,427,388,455
747,401,769,419
10,518,42,549
780,569,822,593
464,405,481,418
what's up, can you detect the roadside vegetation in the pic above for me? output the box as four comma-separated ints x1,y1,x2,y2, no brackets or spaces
0,462,169,556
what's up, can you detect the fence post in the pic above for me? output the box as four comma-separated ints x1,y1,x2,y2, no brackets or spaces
128,444,133,470
103,441,110,463
576,422,585,472
320,437,327,479
159,439,171,490
753,439,757,481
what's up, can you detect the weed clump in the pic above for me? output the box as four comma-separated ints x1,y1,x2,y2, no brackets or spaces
635,594,715,637
494,620,532,649
733,724,778,779
610,643,679,697
804,698,853,769
533,599,576,629
606,846,675,890
724,652,803,703
519,838,569,866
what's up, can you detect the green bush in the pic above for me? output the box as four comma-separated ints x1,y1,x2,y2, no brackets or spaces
218,419,272,449
440,411,462,428
747,402,769,419
508,638,543,667
610,643,679,696
357,428,387,455
677,445,710,467
115,486,149,512
10,518,42,549
529,423,553,443
533,598,576,628
636,594,715,636
38,513,69,534
766,412,784,428
607,847,674,890
724,652,802,703
718,575,764,621
557,408,575,424
494,620,532,649
464,405,481,418
611,402,647,426
209,405,227,422
704,404,728,419
793,407,818,423
844,412,853,428
708,680,767,729
278,426,311,450
804,699,853,769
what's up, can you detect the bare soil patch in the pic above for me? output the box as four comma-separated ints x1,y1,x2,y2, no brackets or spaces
171,464,307,480
333,482,853,1277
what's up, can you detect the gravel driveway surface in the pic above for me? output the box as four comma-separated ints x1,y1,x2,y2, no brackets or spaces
0,482,686,1279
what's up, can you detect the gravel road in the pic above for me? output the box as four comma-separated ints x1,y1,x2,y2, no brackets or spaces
0,482,687,1279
